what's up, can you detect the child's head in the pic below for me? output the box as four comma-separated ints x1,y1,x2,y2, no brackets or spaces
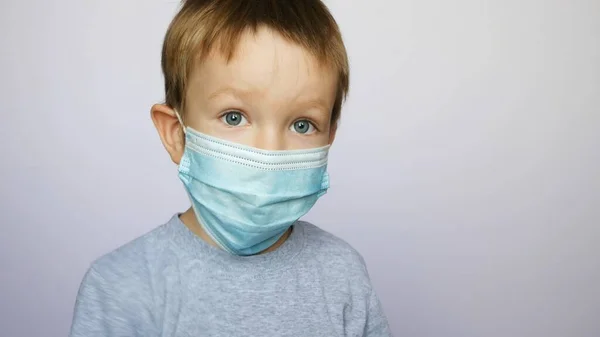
152,0,349,163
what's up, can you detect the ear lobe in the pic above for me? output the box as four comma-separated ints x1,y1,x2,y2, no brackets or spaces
151,104,185,164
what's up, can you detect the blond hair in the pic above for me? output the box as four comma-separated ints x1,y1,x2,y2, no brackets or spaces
161,0,349,124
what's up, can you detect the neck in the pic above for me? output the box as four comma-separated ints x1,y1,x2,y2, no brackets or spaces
179,207,291,255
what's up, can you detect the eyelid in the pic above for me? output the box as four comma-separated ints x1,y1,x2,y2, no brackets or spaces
290,118,319,135
220,109,250,127
221,109,251,121
295,118,320,132
219,109,247,119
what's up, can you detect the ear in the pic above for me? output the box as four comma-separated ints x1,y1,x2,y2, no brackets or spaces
151,104,185,165
328,119,338,145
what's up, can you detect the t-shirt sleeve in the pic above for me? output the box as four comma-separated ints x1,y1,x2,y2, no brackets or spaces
364,287,393,336
69,265,154,337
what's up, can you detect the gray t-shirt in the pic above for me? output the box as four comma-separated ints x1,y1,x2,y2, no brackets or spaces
70,215,392,336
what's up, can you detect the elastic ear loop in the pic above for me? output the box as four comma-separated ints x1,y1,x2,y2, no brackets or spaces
174,110,187,135
318,172,330,197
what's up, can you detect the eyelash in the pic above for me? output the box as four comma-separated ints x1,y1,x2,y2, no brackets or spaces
219,110,248,124
297,118,320,132
219,110,321,133
219,109,244,118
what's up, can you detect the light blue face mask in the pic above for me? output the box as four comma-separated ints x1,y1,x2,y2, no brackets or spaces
177,125,330,256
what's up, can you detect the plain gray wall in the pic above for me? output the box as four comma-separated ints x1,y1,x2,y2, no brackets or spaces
1,0,599,336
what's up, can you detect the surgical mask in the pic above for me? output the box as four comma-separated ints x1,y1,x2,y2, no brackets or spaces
176,119,330,256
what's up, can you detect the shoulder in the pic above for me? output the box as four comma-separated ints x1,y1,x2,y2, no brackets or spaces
295,222,393,335
83,215,179,292
299,220,366,262
297,221,371,288
70,218,178,336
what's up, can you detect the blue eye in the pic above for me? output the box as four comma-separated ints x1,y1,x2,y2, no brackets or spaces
291,120,315,134
221,111,248,127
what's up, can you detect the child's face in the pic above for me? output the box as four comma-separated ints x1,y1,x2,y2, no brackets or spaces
184,27,338,151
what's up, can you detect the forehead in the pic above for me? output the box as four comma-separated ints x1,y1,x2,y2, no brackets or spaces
190,27,338,105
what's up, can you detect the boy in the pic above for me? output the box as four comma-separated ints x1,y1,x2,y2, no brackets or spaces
70,0,392,336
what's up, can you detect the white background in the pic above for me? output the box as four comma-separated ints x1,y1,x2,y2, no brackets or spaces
1,0,599,336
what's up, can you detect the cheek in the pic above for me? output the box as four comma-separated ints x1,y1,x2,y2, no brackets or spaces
288,132,330,150
219,129,254,145
201,122,255,146
186,110,224,136
193,119,219,135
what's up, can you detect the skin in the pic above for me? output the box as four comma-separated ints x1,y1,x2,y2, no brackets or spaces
151,27,338,254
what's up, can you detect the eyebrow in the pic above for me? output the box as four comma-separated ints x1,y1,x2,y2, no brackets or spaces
208,86,255,101
296,98,330,114
207,86,331,114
